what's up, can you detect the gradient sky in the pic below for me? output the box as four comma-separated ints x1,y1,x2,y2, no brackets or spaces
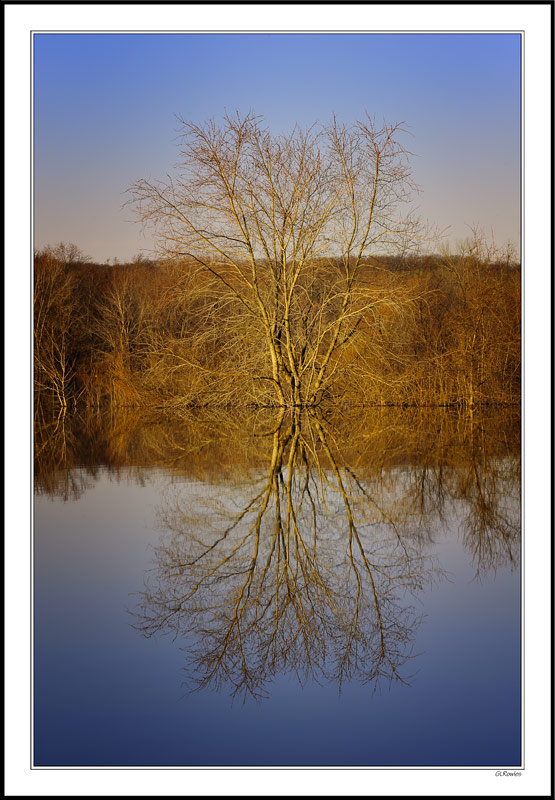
33,32,521,263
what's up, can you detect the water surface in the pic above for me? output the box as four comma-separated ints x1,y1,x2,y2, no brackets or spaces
33,407,521,767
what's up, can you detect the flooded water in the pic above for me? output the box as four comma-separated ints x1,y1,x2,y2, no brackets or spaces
33,406,521,767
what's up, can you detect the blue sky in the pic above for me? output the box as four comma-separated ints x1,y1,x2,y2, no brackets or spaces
34,32,521,262
34,32,521,261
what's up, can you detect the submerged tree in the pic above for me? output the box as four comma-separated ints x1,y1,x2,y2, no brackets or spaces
129,111,427,407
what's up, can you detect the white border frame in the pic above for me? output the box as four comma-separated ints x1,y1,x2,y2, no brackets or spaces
6,3,551,797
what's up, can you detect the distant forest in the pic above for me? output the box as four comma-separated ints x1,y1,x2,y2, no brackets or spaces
34,240,520,413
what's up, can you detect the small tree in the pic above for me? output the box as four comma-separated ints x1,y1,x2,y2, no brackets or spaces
129,111,426,407
44,241,91,268
34,247,79,410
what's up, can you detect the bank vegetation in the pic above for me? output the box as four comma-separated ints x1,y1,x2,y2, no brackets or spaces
34,238,520,413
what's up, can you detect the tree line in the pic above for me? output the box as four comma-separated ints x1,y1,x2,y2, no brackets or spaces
34,238,520,412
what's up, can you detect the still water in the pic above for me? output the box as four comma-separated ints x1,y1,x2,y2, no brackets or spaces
33,406,521,767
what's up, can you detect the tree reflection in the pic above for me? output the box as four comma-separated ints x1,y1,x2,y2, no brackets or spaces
33,405,97,501
34,405,520,698
132,409,445,700
455,419,520,579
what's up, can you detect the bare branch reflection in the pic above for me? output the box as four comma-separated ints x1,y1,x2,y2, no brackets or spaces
455,420,520,579
133,410,445,700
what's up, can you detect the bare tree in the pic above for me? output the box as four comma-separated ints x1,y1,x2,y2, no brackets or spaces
129,112,426,407
34,247,79,410
44,241,91,267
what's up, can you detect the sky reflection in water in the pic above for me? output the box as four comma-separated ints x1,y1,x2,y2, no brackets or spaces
34,407,521,767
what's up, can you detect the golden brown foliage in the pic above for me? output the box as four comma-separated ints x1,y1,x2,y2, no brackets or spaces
34,246,520,412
